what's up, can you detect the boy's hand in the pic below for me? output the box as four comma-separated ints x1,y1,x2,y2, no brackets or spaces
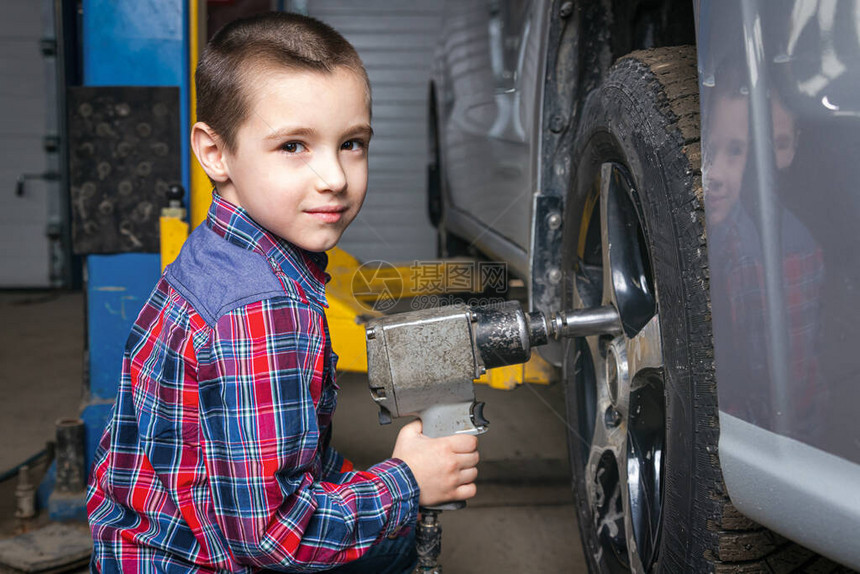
392,419,479,507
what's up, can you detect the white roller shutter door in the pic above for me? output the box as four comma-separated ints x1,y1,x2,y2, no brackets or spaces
0,0,50,286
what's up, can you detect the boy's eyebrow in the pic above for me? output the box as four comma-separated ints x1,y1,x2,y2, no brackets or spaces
264,126,317,140
263,124,374,141
346,124,374,139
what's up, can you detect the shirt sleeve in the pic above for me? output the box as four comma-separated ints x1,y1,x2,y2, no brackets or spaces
321,443,354,479
197,297,419,571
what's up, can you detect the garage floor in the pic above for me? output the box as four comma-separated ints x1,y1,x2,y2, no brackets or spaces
0,290,587,573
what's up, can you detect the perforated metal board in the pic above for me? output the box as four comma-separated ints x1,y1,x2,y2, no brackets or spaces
68,86,180,254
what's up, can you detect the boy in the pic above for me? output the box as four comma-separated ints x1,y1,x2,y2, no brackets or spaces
704,68,823,430
86,12,479,573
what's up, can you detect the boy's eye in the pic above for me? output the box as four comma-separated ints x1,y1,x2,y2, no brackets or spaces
282,142,306,153
341,139,366,152
727,140,746,158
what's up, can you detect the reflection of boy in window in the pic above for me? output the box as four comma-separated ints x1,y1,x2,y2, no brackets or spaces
771,95,799,171
704,79,824,433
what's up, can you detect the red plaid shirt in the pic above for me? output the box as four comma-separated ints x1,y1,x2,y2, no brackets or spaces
710,204,824,427
87,194,418,572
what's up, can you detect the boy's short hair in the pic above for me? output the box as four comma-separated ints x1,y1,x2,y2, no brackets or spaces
196,11,370,152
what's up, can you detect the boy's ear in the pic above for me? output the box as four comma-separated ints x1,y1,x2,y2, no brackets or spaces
191,122,230,182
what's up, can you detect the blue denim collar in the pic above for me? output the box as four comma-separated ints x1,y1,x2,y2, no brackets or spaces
206,192,329,307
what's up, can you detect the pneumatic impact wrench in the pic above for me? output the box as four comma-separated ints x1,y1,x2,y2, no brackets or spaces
364,301,621,573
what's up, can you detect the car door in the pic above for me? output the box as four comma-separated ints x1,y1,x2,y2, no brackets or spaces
439,0,548,264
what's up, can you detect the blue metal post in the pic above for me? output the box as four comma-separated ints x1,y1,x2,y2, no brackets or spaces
47,0,191,521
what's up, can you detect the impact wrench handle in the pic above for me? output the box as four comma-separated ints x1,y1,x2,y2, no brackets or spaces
411,401,485,572
416,398,486,511
415,401,490,574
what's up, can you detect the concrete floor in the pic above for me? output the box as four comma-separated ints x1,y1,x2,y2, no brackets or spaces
0,291,85,472
0,290,588,573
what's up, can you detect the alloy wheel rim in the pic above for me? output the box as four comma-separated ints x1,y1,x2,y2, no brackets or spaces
570,162,666,573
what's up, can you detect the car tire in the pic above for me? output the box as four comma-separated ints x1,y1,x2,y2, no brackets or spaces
560,46,822,573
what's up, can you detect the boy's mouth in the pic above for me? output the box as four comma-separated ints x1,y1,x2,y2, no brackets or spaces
306,205,347,224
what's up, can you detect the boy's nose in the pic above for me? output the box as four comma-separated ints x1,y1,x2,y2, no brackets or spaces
704,150,727,181
309,153,347,194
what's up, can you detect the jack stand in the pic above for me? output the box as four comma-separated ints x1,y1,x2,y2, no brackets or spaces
15,466,36,532
415,509,443,574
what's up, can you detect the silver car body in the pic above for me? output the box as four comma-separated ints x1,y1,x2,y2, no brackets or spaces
432,0,550,279
431,0,860,567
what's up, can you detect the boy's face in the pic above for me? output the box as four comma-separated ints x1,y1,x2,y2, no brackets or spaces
215,66,371,252
704,95,749,226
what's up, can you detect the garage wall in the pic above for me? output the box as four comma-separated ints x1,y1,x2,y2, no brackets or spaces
0,1,50,286
308,0,442,263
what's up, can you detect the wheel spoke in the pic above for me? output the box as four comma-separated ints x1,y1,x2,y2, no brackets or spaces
587,448,629,570
624,372,665,571
599,163,657,338
584,434,606,506
572,335,603,456
627,314,664,386
599,163,615,306
586,336,624,456
617,445,648,574
582,344,609,540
